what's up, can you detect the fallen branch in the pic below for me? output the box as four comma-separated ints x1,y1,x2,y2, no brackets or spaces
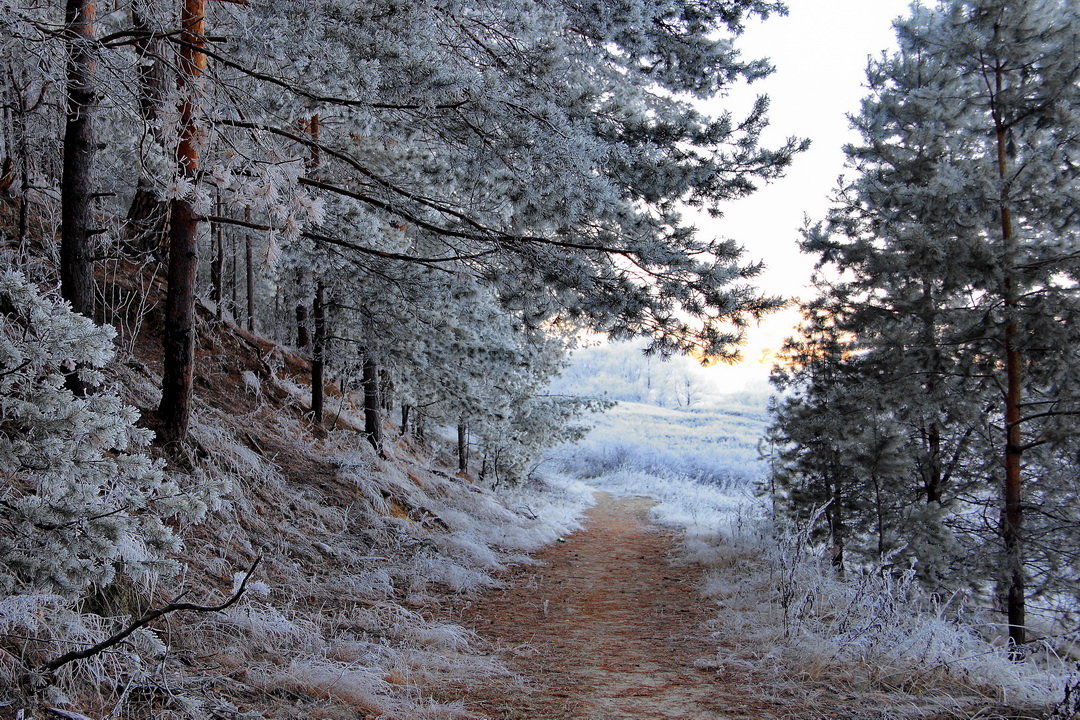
41,557,262,673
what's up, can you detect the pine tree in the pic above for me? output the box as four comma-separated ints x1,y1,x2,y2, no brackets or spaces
0,272,191,594
776,0,1080,645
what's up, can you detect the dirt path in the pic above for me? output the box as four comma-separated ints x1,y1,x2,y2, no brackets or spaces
453,492,796,720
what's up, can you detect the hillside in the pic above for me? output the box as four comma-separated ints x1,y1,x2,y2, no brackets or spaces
0,287,593,719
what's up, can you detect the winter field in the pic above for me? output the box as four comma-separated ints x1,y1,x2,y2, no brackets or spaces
540,350,1078,717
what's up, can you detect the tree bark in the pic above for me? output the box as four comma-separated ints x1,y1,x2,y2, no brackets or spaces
60,0,97,397
158,0,206,443
399,404,410,436
244,231,254,332
994,56,1025,653
457,421,468,473
362,356,381,452
379,368,393,411
998,127,1025,652
60,0,97,322
311,281,325,422
919,279,944,506
125,4,169,255
295,272,310,350
210,191,223,319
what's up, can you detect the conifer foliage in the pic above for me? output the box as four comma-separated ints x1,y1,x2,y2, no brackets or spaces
767,0,1079,648
0,272,187,594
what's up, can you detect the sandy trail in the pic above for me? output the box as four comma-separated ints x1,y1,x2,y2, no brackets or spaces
453,492,795,720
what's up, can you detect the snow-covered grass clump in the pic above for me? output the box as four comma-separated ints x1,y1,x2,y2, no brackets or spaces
705,517,1075,711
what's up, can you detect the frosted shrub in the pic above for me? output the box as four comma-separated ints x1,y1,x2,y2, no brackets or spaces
0,272,191,594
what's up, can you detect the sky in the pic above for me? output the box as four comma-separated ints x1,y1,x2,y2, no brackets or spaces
696,0,913,391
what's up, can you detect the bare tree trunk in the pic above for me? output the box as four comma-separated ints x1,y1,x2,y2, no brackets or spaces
60,0,97,397
60,0,96,320
457,421,468,473
997,126,1025,653
244,231,254,333
125,4,168,255
379,368,393,411
295,272,310,350
294,116,321,351
399,404,410,436
210,191,223,319
158,0,205,443
311,281,325,422
362,356,381,452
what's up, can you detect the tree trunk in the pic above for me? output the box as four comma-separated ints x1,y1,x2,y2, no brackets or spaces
210,191,223,319
457,422,468,473
362,356,382,452
295,272,310,350
125,4,168,255
311,281,325,422
997,130,1025,652
919,279,944,506
158,0,206,443
399,404,410,436
993,58,1025,653
60,0,97,396
60,0,96,320
379,368,393,411
244,231,255,333
229,231,238,315
827,454,845,573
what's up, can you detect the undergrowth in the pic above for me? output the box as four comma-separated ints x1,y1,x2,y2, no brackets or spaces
1,319,592,720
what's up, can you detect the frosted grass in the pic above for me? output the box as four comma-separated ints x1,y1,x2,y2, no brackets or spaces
543,398,1075,714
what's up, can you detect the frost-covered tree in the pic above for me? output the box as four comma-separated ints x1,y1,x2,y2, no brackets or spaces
772,0,1080,646
203,0,801,352
0,272,190,594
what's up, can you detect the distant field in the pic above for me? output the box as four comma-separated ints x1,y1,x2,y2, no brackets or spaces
546,397,769,493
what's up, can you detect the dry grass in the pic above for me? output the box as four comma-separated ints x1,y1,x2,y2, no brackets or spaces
1,306,588,720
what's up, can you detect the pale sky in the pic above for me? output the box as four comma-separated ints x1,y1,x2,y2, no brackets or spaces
698,0,913,391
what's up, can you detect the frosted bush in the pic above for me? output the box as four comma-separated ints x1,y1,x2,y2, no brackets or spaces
0,272,195,594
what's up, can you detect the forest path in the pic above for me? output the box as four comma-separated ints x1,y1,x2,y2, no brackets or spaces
452,492,795,720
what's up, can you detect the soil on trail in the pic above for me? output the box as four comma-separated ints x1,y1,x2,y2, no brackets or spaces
454,492,792,720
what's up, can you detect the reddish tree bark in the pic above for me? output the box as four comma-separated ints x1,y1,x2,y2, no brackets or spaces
994,55,1025,652
158,0,206,443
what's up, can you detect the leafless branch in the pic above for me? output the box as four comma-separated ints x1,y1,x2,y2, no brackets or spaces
41,557,262,673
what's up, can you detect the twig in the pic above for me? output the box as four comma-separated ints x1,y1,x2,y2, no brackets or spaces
41,557,262,673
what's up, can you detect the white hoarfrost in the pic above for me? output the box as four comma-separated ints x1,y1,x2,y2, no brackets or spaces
547,390,1075,715
0,272,195,595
